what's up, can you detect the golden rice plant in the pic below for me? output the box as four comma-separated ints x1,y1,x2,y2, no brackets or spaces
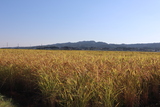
0,49,159,107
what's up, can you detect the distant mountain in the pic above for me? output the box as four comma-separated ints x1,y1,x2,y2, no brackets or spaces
52,41,109,48
4,41,160,52
127,43,160,48
50,41,160,51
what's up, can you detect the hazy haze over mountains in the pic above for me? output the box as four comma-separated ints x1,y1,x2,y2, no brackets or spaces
51,41,160,48
6,41,160,52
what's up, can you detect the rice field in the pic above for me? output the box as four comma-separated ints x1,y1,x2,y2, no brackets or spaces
0,49,160,107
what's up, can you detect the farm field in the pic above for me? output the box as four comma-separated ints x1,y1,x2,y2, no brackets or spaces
0,49,160,107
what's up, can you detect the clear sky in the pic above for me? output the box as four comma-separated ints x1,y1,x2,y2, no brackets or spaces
1,0,160,47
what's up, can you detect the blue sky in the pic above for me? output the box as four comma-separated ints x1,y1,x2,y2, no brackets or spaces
1,0,160,47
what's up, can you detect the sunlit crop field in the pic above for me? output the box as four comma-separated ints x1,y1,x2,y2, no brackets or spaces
0,49,160,107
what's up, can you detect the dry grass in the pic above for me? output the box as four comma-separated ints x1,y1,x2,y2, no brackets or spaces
0,49,159,107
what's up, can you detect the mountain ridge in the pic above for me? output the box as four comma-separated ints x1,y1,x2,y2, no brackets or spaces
3,41,160,52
